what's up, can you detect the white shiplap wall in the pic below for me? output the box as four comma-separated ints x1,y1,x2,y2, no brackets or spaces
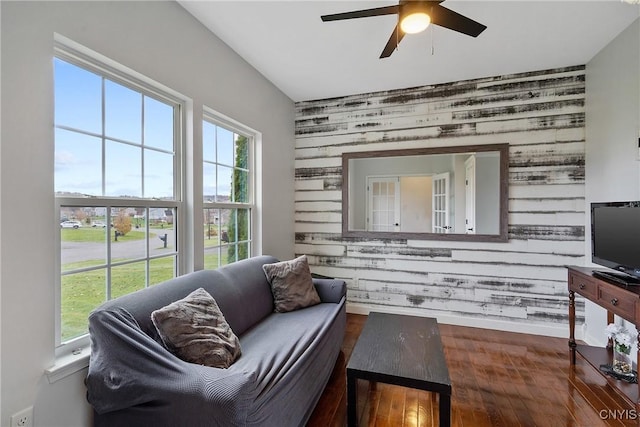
294,66,586,337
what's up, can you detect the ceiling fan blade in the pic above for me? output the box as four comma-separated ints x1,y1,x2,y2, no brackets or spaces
321,5,399,22
380,25,405,58
430,4,486,37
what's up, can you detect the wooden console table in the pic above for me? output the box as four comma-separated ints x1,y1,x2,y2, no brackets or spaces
568,266,640,420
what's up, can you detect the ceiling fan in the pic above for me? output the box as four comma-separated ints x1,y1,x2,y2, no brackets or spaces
321,0,487,58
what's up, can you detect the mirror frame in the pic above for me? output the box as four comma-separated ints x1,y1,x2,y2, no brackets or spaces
342,143,509,242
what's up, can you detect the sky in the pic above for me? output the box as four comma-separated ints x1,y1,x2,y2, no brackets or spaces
54,58,237,200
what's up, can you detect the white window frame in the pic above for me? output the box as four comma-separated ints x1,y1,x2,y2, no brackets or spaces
53,37,187,361
202,107,256,268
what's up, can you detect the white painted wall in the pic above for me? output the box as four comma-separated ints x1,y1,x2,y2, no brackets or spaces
400,176,432,232
0,1,294,426
585,18,640,347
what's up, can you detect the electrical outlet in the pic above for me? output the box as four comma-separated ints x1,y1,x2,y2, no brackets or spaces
10,406,33,427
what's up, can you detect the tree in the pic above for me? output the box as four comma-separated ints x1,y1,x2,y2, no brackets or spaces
114,209,132,236
227,135,249,262
74,209,88,224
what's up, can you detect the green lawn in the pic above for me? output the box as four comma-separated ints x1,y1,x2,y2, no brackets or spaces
61,251,222,341
61,227,229,341
204,236,221,247
61,227,162,243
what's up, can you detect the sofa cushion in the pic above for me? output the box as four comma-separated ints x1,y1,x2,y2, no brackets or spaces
262,255,321,313
237,301,345,425
151,288,241,368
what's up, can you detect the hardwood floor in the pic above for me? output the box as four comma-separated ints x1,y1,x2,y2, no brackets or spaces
307,313,637,427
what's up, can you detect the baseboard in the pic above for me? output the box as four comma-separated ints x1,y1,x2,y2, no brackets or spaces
346,302,585,340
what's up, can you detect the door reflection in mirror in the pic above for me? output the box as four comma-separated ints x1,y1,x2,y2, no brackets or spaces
343,144,508,242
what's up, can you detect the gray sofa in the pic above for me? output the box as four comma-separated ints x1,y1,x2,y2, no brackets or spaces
85,255,347,426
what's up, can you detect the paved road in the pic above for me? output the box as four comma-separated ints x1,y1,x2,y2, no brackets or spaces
61,229,175,265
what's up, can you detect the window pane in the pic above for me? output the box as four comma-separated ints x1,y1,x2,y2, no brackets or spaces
149,256,175,285
217,127,234,166
204,208,219,241
204,208,221,269
226,242,249,264
61,269,106,341
204,207,219,235
218,208,231,243
217,165,233,200
220,244,231,266
55,128,102,195
111,207,147,261
203,163,217,202
238,242,249,261
203,121,216,163
105,140,142,197
60,206,106,272
54,58,102,133
228,242,249,263
144,149,174,199
105,80,142,143
227,209,250,243
203,208,224,269
225,209,250,263
150,208,174,254
150,207,174,227
111,261,146,299
235,135,249,169
232,169,249,203
144,96,174,152
204,247,220,270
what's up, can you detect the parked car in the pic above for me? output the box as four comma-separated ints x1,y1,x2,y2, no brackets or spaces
61,220,82,229
92,221,107,228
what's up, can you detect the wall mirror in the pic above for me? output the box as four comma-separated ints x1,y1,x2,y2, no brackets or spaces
342,143,509,242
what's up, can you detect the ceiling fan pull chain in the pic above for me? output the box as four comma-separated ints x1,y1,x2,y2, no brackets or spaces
396,14,400,53
430,19,435,56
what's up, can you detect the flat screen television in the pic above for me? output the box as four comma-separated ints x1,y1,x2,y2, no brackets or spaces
591,201,640,285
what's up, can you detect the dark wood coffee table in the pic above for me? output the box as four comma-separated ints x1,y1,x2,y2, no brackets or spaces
346,312,452,427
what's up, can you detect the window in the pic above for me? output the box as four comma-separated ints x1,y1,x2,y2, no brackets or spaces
54,52,182,346
202,112,254,269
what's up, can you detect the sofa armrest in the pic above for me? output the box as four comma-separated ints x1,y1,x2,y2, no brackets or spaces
86,307,255,421
313,278,347,303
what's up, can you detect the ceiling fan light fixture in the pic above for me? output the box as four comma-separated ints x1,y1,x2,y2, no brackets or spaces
400,12,430,34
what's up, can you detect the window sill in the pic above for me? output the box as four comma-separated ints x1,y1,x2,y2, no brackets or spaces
45,347,90,384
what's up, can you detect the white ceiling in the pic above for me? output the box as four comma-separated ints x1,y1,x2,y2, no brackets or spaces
178,1,640,102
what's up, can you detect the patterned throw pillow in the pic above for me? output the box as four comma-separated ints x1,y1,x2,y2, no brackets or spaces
151,288,241,368
262,255,321,313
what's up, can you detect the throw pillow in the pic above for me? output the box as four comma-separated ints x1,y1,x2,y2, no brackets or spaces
262,255,321,313
151,288,241,368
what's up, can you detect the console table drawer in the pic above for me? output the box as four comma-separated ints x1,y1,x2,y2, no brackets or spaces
598,286,636,322
568,271,597,299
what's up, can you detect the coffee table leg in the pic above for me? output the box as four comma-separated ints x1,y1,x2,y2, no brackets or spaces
439,393,451,427
347,374,357,427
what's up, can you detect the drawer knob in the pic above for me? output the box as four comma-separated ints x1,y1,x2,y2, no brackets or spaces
579,283,586,290
611,298,619,306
